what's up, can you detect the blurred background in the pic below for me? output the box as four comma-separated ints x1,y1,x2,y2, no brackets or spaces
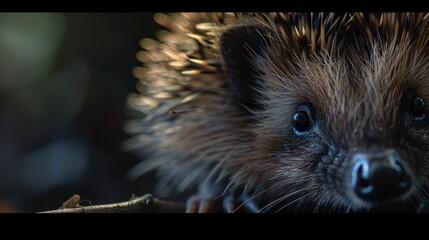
0,13,159,212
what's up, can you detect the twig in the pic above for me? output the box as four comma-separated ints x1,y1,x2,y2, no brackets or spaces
39,194,186,213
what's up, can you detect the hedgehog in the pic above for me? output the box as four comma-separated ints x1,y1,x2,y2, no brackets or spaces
124,13,429,212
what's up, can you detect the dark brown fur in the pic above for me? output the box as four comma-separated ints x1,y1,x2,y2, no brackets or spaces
125,13,429,212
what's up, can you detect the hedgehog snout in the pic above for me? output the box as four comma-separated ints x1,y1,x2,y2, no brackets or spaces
350,149,412,203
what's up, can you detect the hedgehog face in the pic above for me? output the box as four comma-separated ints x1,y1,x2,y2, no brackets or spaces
259,48,429,212
221,15,429,212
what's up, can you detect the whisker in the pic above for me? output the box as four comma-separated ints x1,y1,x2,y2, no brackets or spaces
215,174,310,202
312,196,322,213
275,191,314,213
345,205,352,213
411,193,422,212
258,187,312,213
232,182,284,213
213,178,261,200
415,188,429,213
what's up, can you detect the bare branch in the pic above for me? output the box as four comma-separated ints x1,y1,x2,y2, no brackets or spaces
39,194,186,213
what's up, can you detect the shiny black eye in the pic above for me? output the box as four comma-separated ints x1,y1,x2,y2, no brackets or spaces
293,105,313,135
407,94,425,124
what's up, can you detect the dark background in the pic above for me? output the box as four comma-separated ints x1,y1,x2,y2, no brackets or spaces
0,13,159,212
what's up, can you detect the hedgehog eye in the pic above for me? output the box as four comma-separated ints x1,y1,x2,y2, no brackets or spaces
407,93,426,124
293,105,313,135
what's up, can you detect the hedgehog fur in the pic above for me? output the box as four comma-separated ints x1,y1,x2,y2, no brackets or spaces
125,13,429,212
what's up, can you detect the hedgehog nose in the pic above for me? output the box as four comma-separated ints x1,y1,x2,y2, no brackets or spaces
351,149,412,202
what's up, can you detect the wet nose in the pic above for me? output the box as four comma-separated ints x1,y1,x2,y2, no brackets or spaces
352,149,412,202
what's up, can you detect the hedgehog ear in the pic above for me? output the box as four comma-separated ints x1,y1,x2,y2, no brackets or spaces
220,25,273,112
